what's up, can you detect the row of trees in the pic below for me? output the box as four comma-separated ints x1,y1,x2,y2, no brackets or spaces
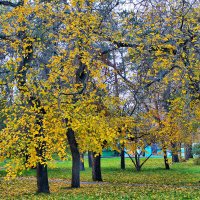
0,0,199,194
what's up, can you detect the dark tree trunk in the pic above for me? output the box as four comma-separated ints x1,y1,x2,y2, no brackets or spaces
37,163,49,193
88,151,92,168
120,148,125,170
31,98,49,193
135,154,141,171
66,127,80,188
171,143,179,163
92,153,102,181
163,149,170,170
136,165,141,171
185,144,193,160
80,153,85,171
172,154,179,162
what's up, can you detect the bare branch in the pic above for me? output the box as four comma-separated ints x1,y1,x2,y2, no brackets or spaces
144,65,181,89
140,153,152,168
125,150,137,168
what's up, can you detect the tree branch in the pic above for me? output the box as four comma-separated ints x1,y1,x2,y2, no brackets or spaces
144,65,181,89
124,150,137,168
140,153,152,168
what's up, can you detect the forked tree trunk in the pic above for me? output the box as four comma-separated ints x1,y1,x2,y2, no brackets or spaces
88,151,92,168
80,153,85,171
37,163,49,193
92,153,102,181
67,127,80,188
163,149,170,170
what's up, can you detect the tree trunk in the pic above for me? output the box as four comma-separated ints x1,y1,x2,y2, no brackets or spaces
163,149,170,170
66,127,80,188
185,144,193,160
120,147,125,170
37,163,49,193
88,151,92,168
92,153,102,181
136,165,141,171
178,143,182,161
33,98,49,193
171,143,179,163
80,153,85,171
172,154,179,163
135,153,141,171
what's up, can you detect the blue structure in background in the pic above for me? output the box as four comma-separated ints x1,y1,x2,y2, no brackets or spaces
102,144,185,158
144,145,170,158
124,144,185,158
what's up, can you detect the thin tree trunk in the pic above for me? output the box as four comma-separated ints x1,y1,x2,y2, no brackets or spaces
120,145,125,170
66,127,80,188
135,153,141,171
163,149,170,170
37,163,49,193
92,153,102,181
80,153,85,171
178,143,182,161
88,151,92,168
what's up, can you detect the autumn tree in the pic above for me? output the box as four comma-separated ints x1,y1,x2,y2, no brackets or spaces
0,0,199,193
99,0,199,170
0,0,131,191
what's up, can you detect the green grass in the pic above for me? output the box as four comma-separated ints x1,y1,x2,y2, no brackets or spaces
0,157,200,199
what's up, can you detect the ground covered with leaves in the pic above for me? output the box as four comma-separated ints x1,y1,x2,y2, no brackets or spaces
1,158,200,199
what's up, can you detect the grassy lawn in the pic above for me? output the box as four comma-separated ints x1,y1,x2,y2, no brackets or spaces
0,157,200,199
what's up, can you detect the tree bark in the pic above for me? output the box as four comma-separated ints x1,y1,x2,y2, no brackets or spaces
171,143,179,163
92,153,102,181
32,98,49,193
80,153,85,171
163,149,170,170
172,154,179,162
88,151,92,168
37,163,49,193
185,144,193,160
66,127,80,188
135,153,141,171
120,148,125,170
